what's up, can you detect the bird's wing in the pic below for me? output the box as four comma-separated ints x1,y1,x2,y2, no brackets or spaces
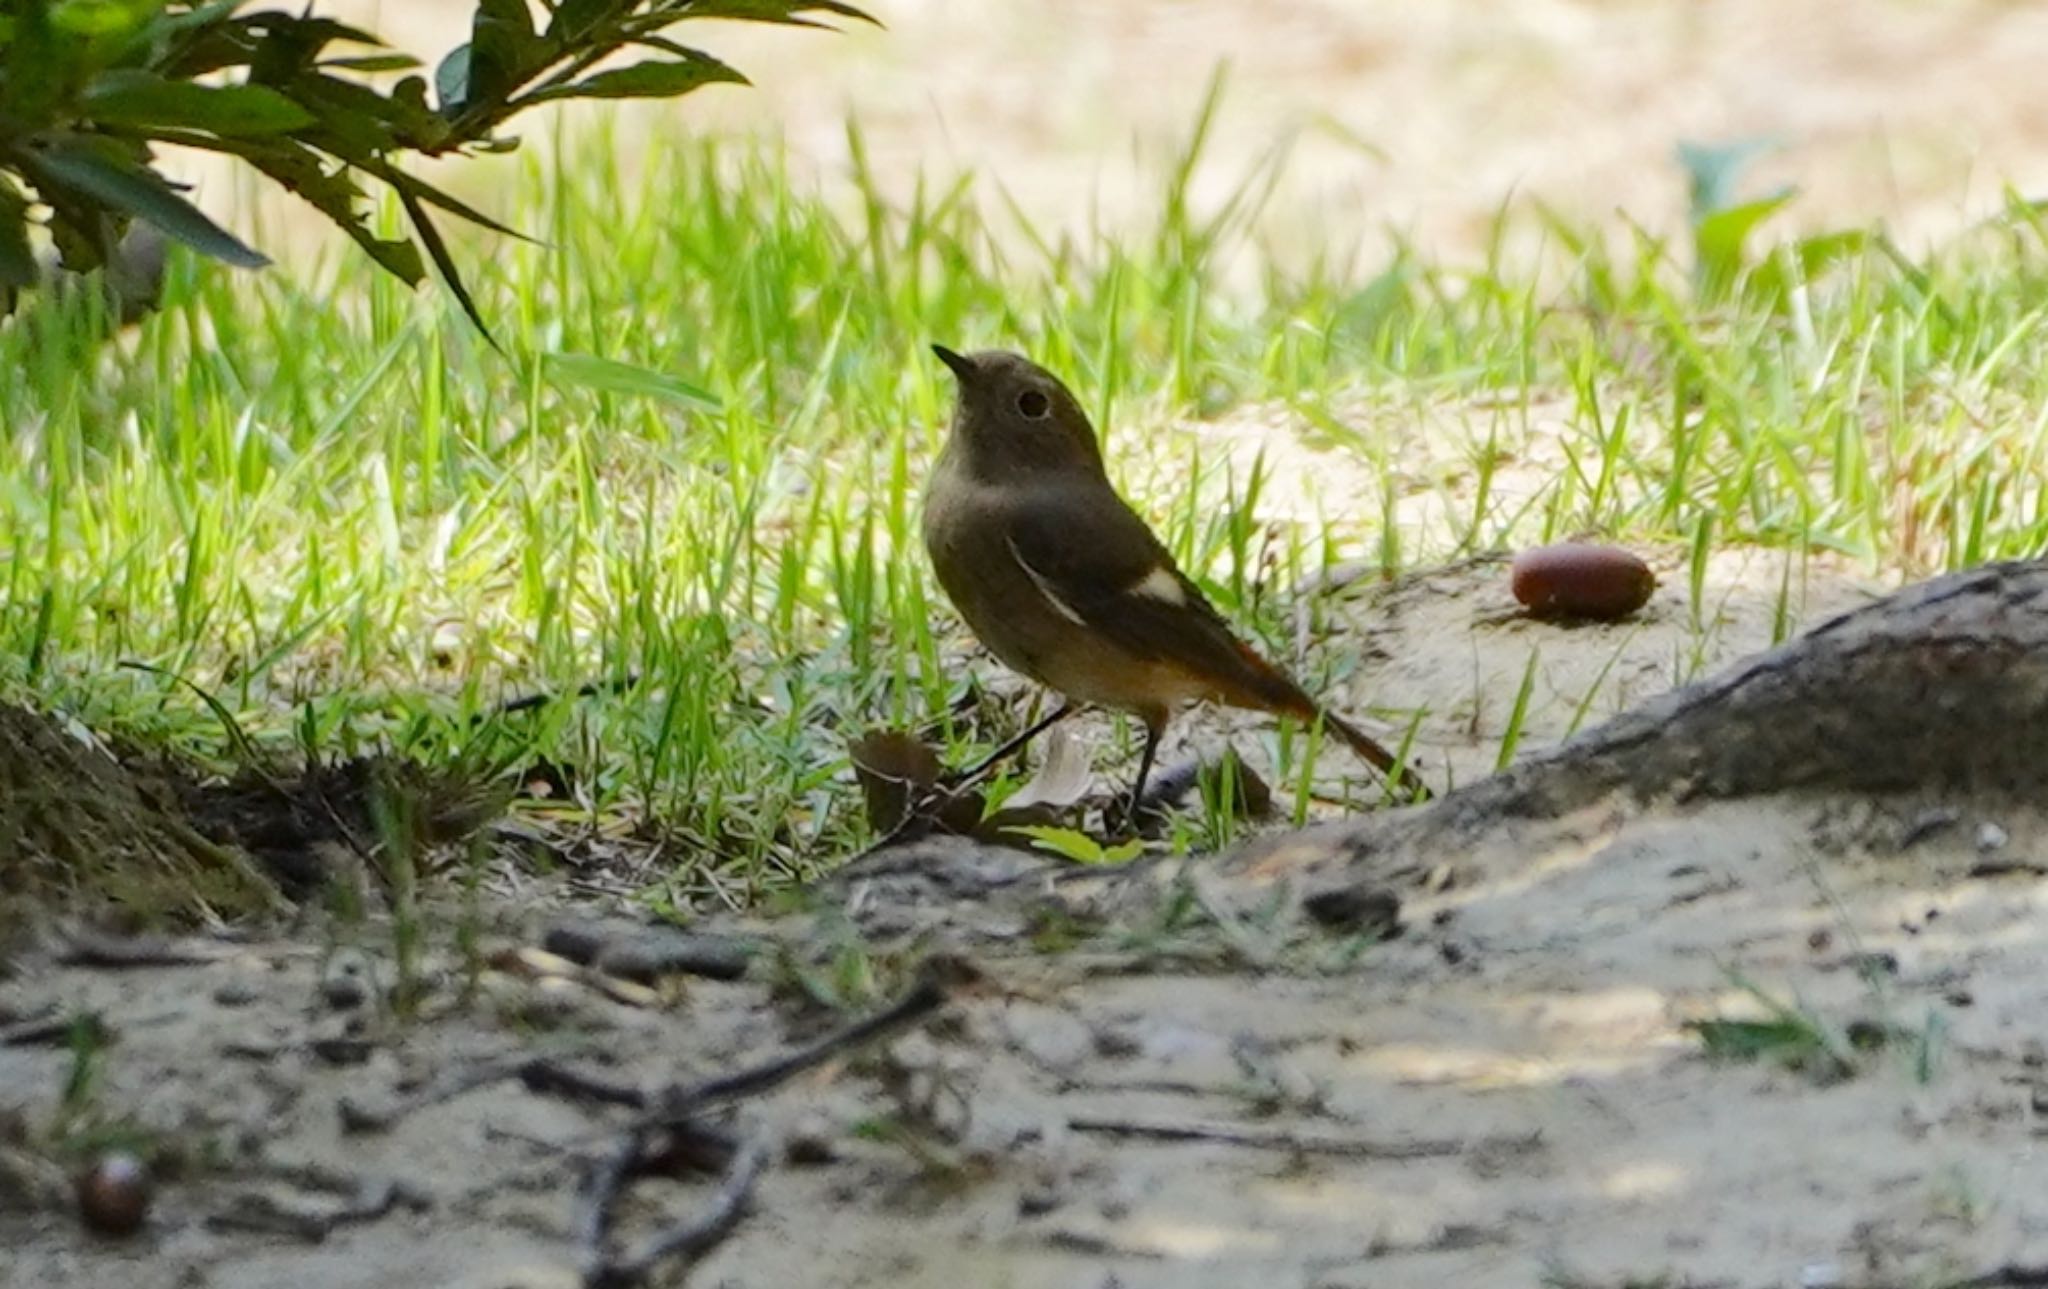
1000,482,1309,714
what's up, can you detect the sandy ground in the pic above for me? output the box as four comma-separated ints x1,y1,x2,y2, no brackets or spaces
11,7,2048,1287
10,559,2047,1289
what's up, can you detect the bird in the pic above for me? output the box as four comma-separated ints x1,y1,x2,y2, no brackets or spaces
920,344,1426,825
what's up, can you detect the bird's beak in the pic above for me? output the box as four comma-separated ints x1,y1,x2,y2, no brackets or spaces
930,344,975,383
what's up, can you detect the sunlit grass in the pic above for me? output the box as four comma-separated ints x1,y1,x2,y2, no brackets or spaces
5,98,2048,900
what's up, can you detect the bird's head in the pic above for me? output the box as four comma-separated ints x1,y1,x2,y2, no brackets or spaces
931,345,1105,477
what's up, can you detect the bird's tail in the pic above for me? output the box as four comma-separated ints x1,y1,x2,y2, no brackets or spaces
1317,708,1431,801
1206,638,1431,800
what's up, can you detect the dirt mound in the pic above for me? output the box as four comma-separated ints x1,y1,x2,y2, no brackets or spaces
0,705,281,939
0,704,507,946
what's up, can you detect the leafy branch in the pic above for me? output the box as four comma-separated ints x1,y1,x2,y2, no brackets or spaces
0,0,873,336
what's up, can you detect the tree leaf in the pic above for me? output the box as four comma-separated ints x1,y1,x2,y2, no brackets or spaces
846,728,944,833
84,71,317,136
547,0,625,45
25,142,269,269
220,138,425,283
49,0,160,38
666,1,877,25
541,351,721,410
526,53,746,103
465,0,540,109
241,13,385,57
393,182,494,347
4,2,76,120
290,70,451,153
1004,825,1141,866
0,180,35,290
434,43,470,113
321,53,422,72
351,155,534,243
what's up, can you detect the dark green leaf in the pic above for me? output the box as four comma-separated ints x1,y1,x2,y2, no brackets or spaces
221,138,425,283
541,352,721,410
0,182,36,290
50,0,158,38
242,13,386,82
291,70,453,153
157,17,260,79
157,0,255,40
393,183,494,347
26,142,269,269
627,34,698,58
84,71,317,136
390,74,434,119
547,0,625,45
527,53,746,103
351,155,535,243
321,53,422,72
241,13,385,51
4,3,74,120
466,0,540,109
665,1,877,25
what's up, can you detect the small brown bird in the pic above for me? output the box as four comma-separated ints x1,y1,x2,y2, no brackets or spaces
921,345,1424,820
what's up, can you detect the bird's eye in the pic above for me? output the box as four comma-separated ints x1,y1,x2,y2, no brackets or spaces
1016,389,1051,419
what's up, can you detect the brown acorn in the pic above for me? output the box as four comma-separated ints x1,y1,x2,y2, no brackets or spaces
75,1152,150,1237
1511,544,1656,621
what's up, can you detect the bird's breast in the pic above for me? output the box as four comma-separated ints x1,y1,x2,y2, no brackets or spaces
921,479,1204,713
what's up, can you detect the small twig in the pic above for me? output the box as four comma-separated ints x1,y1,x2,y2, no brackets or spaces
582,1133,769,1289
528,971,955,1130
1948,1267,2048,1289
574,1124,738,1272
56,931,233,969
1849,1270,2048,1289
1040,1229,1169,1260
1966,858,2048,880
1066,1114,1539,1161
339,1046,592,1134
574,1126,647,1275
342,968,952,1136
0,1008,73,1047
540,921,756,984
638,968,953,1129
207,1173,430,1243
522,1060,646,1109
487,674,643,720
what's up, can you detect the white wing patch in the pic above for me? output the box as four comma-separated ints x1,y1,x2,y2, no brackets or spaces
1006,536,1088,626
1130,566,1186,606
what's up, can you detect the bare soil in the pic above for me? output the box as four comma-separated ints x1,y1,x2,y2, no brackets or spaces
8,557,2047,1289
13,6,2048,1287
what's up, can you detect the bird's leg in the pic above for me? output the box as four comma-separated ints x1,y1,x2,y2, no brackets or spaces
1116,711,1167,834
949,699,1075,788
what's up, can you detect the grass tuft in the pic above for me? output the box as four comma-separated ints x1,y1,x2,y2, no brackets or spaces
8,104,2048,900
